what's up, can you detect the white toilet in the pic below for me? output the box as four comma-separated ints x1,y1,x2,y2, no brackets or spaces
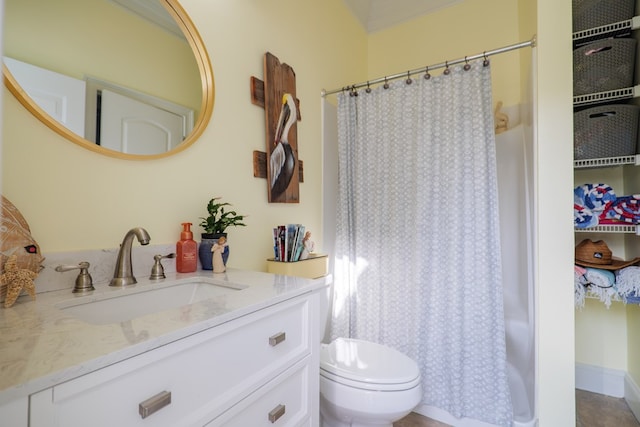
319,337,422,427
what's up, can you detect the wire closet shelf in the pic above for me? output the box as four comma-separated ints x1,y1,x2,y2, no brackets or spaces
321,36,537,97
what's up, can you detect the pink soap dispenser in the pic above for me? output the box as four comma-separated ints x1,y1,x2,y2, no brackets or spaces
176,222,197,273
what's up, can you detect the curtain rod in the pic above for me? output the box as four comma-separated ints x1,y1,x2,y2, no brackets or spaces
321,35,536,97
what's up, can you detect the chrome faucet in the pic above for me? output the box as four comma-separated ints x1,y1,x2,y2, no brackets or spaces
110,227,151,287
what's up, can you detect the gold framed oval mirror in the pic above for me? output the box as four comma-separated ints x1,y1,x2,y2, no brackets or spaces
3,0,214,160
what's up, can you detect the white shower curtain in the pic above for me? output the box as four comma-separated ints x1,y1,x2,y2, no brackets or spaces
331,63,513,426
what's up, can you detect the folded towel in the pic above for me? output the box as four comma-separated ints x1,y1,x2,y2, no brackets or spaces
574,205,598,228
576,184,616,212
575,269,587,308
575,266,618,308
605,195,640,224
576,265,640,307
615,266,640,301
585,267,616,287
574,184,616,228
626,291,640,304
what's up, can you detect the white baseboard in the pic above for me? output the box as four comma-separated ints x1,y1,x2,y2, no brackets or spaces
625,374,640,422
575,363,626,398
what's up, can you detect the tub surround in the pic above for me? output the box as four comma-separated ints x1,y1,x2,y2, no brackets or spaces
0,267,330,408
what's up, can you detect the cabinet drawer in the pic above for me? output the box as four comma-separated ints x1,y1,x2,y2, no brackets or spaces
206,356,312,427
30,297,311,427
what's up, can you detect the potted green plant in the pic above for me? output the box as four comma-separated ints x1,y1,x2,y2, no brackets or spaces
198,197,246,270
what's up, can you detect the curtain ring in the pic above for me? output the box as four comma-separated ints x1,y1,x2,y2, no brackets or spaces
483,51,490,67
365,81,371,93
463,56,471,71
405,71,412,85
383,77,389,89
351,85,358,97
424,66,431,80
443,60,450,75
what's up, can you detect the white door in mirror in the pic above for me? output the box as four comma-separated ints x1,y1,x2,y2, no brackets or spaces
100,89,185,155
4,56,86,137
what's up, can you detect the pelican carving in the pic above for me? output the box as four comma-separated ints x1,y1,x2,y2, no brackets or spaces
270,93,297,200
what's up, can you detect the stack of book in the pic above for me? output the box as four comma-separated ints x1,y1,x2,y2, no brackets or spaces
272,224,306,262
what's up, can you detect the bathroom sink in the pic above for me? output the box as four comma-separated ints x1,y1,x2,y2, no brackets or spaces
55,278,247,325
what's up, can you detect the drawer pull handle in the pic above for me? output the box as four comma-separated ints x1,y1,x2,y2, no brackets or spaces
268,404,286,423
139,390,171,419
269,332,286,346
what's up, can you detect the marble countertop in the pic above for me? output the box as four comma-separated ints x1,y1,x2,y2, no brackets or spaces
0,268,330,405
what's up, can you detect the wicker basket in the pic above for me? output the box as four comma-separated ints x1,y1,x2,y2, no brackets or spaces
574,104,640,160
573,38,636,96
573,0,635,32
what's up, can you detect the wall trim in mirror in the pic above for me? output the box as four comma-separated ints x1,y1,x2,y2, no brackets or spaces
3,0,214,160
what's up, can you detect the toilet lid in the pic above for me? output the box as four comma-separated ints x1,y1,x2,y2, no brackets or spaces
320,338,420,389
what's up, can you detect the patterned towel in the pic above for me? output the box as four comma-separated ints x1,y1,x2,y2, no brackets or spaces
615,266,640,303
574,184,616,228
604,195,640,224
574,205,598,228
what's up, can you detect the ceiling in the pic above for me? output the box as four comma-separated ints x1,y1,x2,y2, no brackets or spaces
342,0,464,33
110,0,184,38
116,0,462,36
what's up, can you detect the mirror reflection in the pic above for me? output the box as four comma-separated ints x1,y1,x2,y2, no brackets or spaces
3,0,213,159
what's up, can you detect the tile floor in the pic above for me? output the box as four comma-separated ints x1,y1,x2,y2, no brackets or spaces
394,412,449,427
576,389,639,427
393,390,640,427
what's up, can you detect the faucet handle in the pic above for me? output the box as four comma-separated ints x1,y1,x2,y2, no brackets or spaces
150,253,175,280
55,261,95,294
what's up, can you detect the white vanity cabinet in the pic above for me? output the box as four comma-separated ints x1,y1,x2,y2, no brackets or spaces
0,397,28,425
28,293,320,427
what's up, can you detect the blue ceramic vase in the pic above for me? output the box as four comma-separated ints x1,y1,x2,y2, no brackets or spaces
199,233,229,270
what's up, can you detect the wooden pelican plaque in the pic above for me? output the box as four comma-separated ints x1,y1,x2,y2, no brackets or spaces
251,52,303,203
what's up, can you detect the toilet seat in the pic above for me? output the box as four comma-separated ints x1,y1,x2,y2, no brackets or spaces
320,338,421,391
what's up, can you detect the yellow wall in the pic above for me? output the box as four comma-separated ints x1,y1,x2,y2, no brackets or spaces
575,300,628,369
366,0,523,108
629,304,640,382
1,0,579,424
518,0,536,100
1,0,367,272
1,0,533,271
